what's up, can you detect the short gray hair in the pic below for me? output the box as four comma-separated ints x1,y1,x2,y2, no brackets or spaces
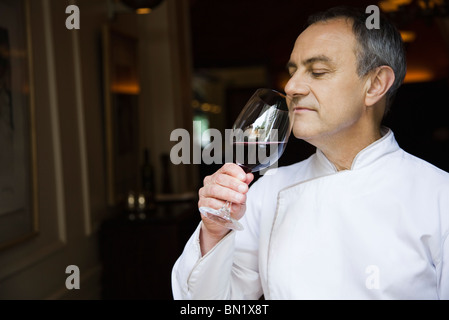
307,6,407,113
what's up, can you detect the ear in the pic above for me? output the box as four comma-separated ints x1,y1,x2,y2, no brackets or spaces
365,66,395,107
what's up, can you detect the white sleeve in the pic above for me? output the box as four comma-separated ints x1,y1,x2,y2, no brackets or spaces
171,182,265,300
171,222,235,299
171,218,262,299
436,182,449,300
438,232,449,299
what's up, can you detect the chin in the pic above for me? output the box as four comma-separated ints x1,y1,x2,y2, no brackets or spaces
291,126,326,148
292,124,316,140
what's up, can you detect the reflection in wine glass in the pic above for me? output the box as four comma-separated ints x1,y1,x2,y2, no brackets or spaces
199,88,293,230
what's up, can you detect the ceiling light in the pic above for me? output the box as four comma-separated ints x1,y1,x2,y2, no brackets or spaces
120,0,164,11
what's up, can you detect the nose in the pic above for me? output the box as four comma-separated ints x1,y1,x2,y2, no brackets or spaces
284,73,310,99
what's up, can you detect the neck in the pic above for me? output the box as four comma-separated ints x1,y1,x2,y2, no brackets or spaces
311,124,382,171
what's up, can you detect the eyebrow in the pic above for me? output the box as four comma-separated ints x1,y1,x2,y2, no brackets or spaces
286,55,334,70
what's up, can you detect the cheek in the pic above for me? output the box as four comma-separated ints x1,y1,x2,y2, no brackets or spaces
290,113,317,138
291,77,366,139
318,78,365,115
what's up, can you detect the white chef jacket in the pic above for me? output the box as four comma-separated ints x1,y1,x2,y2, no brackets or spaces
171,128,449,299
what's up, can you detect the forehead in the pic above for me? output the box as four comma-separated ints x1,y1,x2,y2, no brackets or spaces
290,18,357,66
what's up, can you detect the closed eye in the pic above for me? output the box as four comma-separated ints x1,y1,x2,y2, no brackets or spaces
311,70,328,78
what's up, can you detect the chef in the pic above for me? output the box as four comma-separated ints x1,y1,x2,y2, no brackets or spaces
171,6,449,299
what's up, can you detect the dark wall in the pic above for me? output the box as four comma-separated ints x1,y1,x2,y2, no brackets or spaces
383,79,449,173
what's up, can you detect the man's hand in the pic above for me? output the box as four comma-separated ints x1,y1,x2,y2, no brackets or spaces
198,163,254,255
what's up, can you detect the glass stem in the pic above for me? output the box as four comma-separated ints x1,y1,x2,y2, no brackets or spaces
221,200,232,220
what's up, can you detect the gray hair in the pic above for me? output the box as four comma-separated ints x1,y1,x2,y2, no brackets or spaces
307,6,407,113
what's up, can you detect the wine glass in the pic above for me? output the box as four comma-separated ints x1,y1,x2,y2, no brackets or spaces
199,88,293,231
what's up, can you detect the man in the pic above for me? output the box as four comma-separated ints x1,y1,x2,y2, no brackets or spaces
172,6,449,299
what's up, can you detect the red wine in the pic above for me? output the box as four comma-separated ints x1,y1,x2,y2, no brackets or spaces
232,141,286,173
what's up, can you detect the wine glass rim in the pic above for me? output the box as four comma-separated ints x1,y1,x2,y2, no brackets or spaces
252,88,292,109
257,87,286,97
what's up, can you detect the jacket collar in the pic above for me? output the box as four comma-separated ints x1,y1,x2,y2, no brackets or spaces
314,127,400,173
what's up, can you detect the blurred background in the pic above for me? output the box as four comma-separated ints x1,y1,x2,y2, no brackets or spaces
0,0,448,299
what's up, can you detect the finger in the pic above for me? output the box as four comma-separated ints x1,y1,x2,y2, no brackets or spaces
200,183,246,204
245,172,255,185
218,163,247,181
214,171,249,193
198,197,226,211
203,164,249,192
